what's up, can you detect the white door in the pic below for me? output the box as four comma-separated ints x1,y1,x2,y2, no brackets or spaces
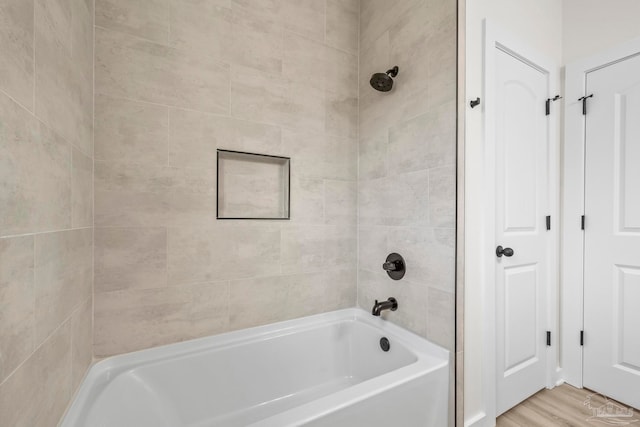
584,53,640,410
494,48,550,415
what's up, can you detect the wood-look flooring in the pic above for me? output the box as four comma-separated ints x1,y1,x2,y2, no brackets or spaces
497,384,640,426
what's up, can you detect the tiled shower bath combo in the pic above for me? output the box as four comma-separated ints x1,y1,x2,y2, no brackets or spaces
0,0,456,425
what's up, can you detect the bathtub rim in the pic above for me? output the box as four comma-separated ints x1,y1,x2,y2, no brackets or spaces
61,308,449,427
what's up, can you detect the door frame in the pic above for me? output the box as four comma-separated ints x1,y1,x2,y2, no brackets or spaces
477,20,560,424
562,35,640,388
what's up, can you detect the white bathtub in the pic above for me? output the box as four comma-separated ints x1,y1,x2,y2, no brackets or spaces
60,308,449,427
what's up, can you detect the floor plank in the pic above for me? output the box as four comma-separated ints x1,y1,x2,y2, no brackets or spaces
496,384,640,426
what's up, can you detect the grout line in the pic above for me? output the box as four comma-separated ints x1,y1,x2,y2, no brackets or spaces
32,0,36,113
91,0,96,365
0,226,93,241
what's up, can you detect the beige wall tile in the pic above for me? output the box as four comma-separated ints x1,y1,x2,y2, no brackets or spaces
72,147,93,228
35,0,93,155
95,190,216,228
0,94,71,237
0,236,35,384
326,0,359,54
231,66,324,131
169,0,232,58
325,91,357,138
94,282,229,356
357,225,388,273
34,229,92,344
280,0,325,42
324,180,357,225
169,108,281,168
387,226,455,292
358,171,430,226
95,95,169,165
0,322,72,427
94,161,216,227
95,227,167,292
428,165,456,228
359,130,388,180
167,225,281,284
228,275,289,330
357,0,456,363
70,297,92,390
290,177,324,225
280,225,326,274
388,102,456,175
427,287,454,350
95,27,230,114
229,3,284,74
96,0,169,43
0,0,34,110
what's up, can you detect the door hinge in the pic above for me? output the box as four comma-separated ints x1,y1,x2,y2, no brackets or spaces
546,331,551,346
545,95,562,116
546,215,551,231
580,330,584,346
578,94,594,115
581,215,585,230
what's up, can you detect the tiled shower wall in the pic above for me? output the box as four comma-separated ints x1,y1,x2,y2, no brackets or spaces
357,0,457,351
93,0,360,356
0,0,94,424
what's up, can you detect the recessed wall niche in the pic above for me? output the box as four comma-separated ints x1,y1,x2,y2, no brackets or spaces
216,150,291,220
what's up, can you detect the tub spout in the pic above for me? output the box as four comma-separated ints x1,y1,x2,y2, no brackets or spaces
371,297,398,316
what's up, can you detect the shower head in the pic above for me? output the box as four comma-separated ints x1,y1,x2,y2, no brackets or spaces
370,66,399,92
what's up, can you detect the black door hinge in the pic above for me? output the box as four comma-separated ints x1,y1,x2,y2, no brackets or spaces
580,330,584,346
545,95,562,116
581,215,585,230
546,331,551,346
578,94,594,115
546,215,551,231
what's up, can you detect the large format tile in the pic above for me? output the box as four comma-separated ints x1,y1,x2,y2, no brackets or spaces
96,0,169,43
324,180,357,226
388,102,456,174
34,229,92,344
35,0,93,154
231,66,325,131
94,282,229,356
326,0,359,55
229,3,284,74
386,226,455,291
0,236,35,384
72,147,93,228
428,165,456,228
427,287,454,350
358,171,430,226
96,27,230,114
94,161,216,227
0,323,72,427
169,0,232,58
0,94,71,237
95,94,169,165
169,108,281,168
167,225,281,284
228,275,289,330
0,0,34,110
70,297,92,389
95,227,167,292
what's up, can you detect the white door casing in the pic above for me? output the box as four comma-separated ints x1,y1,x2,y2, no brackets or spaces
493,48,550,416
583,53,640,410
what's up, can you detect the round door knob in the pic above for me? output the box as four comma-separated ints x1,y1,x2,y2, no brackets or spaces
496,246,514,258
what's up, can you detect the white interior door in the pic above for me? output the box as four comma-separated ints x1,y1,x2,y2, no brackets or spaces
494,48,550,416
584,53,640,410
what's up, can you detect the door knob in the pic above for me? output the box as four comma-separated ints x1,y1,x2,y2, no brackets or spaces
496,246,514,258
